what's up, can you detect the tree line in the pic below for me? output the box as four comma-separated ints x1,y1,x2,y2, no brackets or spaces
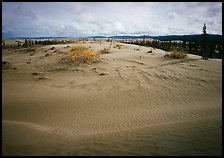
21,39,71,47
121,24,222,59
2,39,74,49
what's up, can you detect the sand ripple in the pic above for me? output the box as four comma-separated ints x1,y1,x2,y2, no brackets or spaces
2,42,222,155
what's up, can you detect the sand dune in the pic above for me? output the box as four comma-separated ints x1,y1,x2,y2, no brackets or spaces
2,40,222,156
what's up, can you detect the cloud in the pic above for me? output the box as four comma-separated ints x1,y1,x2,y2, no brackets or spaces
207,7,220,17
168,12,178,20
187,16,202,25
2,2,222,38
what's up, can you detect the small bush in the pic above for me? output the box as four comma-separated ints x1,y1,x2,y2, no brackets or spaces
165,49,187,59
114,44,124,49
67,45,99,62
70,45,88,52
134,48,140,51
82,50,98,60
99,48,110,54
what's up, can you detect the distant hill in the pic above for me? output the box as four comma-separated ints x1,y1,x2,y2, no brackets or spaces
89,36,108,38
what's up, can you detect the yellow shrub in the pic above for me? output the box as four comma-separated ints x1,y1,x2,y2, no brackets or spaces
83,50,98,59
171,49,187,59
165,49,187,59
67,45,99,62
70,45,88,52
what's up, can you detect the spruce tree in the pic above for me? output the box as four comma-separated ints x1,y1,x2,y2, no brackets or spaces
183,35,186,50
23,39,28,47
194,35,198,54
202,23,208,59
188,41,192,53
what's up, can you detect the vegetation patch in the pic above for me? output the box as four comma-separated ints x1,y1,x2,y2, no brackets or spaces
99,48,110,54
114,44,124,49
165,49,187,59
66,45,99,63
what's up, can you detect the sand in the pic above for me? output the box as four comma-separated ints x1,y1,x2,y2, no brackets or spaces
2,39,222,156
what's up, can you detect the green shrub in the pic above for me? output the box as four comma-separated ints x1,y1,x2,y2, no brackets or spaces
114,44,124,49
166,49,187,59
99,48,110,54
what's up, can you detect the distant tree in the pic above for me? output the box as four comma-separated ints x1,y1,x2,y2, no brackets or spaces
203,23,207,35
208,42,215,58
109,39,113,48
202,23,208,59
188,41,192,53
2,40,6,47
182,35,186,50
194,35,198,54
169,39,172,51
17,41,21,47
23,39,28,47
143,35,145,44
28,40,32,46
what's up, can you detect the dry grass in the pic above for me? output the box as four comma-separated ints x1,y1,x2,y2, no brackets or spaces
99,48,110,54
165,49,187,59
114,44,124,49
66,45,99,63
70,45,88,52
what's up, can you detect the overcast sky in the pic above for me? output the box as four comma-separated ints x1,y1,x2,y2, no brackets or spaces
2,2,222,38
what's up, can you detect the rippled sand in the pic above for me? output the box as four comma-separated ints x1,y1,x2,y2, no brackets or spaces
2,40,222,156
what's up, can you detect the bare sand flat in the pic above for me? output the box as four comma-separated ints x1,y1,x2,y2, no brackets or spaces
2,40,222,156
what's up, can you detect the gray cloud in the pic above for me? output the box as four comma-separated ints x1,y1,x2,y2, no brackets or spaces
187,16,203,25
168,12,178,20
2,2,222,38
207,5,222,17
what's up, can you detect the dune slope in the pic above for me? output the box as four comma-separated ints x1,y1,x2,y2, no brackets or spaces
2,40,222,156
